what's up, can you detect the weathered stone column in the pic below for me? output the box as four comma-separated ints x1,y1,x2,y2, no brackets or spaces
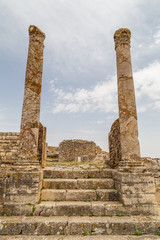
114,28,140,160
19,25,45,161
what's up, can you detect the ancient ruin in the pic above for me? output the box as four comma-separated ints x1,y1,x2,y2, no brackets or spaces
59,139,101,162
0,26,160,238
113,28,140,161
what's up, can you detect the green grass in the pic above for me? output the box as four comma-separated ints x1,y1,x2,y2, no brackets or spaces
90,211,94,216
82,231,87,236
116,212,125,217
92,186,97,190
6,213,11,217
108,214,113,217
27,203,33,206
135,231,143,236
155,232,160,236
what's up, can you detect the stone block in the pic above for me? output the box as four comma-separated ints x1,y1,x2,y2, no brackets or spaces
96,189,118,201
41,189,66,201
77,179,114,189
66,190,96,201
67,217,91,235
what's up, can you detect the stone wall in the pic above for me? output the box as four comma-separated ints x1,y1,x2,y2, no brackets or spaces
59,140,100,162
108,118,121,168
0,132,20,164
143,158,160,210
113,157,159,215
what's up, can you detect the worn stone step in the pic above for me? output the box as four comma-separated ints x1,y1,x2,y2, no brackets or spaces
0,235,159,239
41,189,118,201
43,168,112,179
0,216,160,235
34,201,125,216
1,201,123,217
43,178,114,189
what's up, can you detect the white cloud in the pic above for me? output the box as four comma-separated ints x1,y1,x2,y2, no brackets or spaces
0,0,141,74
50,61,160,114
50,76,118,114
134,61,160,101
154,26,160,45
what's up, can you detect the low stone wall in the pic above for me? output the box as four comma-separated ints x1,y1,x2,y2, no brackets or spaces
0,132,20,164
59,140,100,162
143,158,160,208
108,118,121,168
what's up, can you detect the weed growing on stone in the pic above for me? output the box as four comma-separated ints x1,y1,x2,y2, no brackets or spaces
32,205,36,214
96,193,100,201
37,198,41,204
93,186,97,190
116,212,124,217
101,213,106,216
90,211,94,216
155,232,160,236
82,231,87,236
135,231,143,235
6,213,11,217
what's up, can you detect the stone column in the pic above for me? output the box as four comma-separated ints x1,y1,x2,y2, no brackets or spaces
19,25,45,161
114,28,140,160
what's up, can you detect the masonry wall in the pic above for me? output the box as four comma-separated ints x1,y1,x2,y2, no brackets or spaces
108,119,122,168
0,132,20,164
59,140,98,162
143,158,160,208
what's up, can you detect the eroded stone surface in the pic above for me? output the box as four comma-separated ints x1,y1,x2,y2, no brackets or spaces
19,25,45,161
114,28,140,160
59,140,101,162
108,119,121,168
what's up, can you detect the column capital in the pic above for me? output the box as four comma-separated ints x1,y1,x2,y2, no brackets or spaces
114,28,131,50
29,25,45,42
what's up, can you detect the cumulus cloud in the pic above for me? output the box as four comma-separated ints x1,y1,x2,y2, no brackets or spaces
153,26,160,45
50,75,118,114
49,61,160,114
134,61,160,101
0,0,142,74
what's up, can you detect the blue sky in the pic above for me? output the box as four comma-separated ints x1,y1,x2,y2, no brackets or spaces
0,0,160,157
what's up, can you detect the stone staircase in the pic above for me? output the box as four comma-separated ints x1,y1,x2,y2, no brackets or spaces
1,166,160,239
0,132,20,164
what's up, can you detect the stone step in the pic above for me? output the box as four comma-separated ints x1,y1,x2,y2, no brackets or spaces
0,216,160,235
41,189,118,201
34,201,124,217
0,235,159,239
1,201,123,217
43,178,114,190
43,168,112,179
